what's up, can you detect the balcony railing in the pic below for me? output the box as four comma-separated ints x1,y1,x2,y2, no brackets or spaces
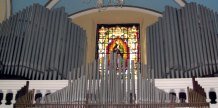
0,77,218,108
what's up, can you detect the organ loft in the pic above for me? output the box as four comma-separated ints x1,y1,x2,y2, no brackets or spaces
0,0,218,108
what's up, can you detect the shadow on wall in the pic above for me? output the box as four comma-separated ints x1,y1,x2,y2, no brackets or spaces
0,74,29,80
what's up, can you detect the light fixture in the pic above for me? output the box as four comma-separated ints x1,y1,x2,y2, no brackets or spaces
81,0,125,11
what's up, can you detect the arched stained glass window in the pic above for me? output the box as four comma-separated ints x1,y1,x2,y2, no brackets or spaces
96,24,140,71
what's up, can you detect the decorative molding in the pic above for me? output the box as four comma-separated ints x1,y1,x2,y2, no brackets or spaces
45,0,59,9
175,0,186,7
69,6,162,19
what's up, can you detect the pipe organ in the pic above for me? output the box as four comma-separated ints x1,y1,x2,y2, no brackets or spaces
14,54,209,108
0,2,216,108
0,4,87,80
147,3,218,78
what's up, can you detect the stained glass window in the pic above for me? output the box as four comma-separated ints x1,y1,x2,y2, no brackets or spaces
96,24,140,71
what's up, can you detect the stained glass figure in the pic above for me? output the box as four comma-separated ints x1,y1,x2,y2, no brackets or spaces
96,24,140,72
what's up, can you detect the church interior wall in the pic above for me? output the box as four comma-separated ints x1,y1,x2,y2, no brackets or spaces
72,10,158,64
0,0,6,23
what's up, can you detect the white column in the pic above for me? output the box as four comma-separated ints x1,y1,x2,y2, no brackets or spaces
38,90,46,104
11,90,17,105
174,89,180,103
184,89,188,103
41,90,47,98
204,88,211,103
1,90,7,106
164,89,170,103
33,90,37,104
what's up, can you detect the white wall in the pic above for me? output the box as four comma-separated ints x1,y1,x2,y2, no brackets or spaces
0,0,11,23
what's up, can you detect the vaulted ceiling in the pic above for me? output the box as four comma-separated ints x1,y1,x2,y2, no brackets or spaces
12,0,218,16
